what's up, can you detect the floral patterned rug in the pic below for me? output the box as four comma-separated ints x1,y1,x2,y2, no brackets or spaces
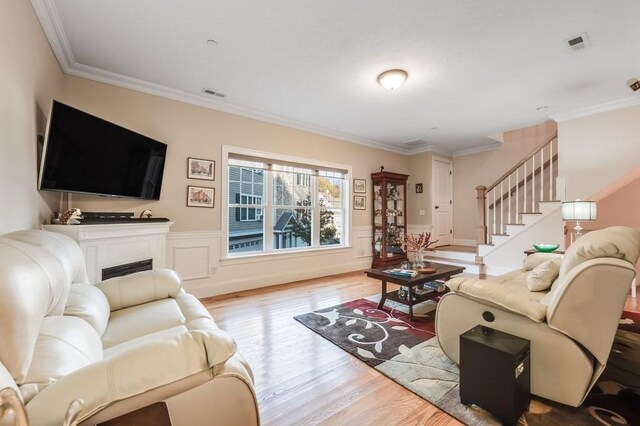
294,298,640,425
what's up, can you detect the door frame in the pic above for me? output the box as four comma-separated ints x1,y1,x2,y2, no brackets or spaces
431,155,453,246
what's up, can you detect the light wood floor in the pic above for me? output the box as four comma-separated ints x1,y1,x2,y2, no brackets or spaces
202,271,639,426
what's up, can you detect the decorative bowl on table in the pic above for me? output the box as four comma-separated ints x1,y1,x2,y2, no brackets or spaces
533,243,560,253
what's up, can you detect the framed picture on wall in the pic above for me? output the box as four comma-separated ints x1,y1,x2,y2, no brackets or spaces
187,157,215,180
187,186,215,208
353,195,366,210
353,179,367,193
416,183,423,193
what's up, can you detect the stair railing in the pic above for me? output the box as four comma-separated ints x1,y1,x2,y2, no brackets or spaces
476,132,558,244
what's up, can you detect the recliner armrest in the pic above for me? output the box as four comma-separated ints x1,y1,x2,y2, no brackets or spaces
96,269,183,311
25,328,237,426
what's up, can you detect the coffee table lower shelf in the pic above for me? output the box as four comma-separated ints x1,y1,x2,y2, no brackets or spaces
379,287,449,320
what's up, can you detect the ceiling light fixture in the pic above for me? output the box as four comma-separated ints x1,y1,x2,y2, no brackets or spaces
377,69,408,90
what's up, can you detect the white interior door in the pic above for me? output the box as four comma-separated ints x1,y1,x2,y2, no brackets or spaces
432,157,453,246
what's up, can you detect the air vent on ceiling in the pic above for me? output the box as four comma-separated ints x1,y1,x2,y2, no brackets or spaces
404,139,430,148
202,88,226,98
565,33,591,51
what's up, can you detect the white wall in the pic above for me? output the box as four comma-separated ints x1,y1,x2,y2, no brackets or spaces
0,1,63,234
558,104,640,200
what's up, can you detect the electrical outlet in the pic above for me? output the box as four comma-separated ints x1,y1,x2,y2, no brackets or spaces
419,210,425,216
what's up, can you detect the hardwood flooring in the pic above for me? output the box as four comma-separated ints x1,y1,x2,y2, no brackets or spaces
201,271,639,426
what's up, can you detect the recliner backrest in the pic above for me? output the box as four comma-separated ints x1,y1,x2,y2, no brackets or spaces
3,230,90,285
558,226,640,282
0,239,69,383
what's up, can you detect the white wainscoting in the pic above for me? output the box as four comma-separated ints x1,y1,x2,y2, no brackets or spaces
166,226,373,298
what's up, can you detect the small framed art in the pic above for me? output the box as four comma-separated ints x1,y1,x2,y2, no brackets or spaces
353,195,366,210
187,157,215,180
187,186,215,208
353,179,366,193
415,183,423,193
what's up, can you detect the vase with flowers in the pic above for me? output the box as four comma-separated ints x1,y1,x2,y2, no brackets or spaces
401,232,439,269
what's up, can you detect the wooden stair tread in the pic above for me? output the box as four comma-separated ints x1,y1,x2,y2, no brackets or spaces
504,223,525,226
538,200,561,203
490,233,509,237
520,211,542,215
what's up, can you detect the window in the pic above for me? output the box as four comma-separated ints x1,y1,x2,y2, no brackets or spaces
224,148,350,257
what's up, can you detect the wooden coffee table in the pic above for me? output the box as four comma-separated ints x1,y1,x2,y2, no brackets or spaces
364,262,465,321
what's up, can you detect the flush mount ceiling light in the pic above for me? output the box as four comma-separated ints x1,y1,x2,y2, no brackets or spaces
377,69,408,90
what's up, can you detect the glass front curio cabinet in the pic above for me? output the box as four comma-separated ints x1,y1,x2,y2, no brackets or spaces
371,171,409,268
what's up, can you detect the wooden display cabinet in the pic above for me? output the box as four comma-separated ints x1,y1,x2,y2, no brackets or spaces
371,171,409,268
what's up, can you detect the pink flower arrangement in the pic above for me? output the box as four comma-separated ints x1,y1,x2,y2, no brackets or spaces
401,232,439,253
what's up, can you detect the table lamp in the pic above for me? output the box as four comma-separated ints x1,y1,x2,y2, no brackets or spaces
561,200,597,238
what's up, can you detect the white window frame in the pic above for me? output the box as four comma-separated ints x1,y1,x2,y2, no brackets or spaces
222,145,351,260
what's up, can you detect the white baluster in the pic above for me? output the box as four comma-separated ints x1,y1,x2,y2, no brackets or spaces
516,167,520,222
532,154,536,211
540,149,544,202
493,188,496,237
524,161,527,215
549,140,554,200
499,181,504,234
508,174,511,225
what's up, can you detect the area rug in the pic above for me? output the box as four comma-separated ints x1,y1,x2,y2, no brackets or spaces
294,298,640,425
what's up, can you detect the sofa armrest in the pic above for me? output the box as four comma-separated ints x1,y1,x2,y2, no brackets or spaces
25,328,236,426
96,269,183,311
546,258,635,365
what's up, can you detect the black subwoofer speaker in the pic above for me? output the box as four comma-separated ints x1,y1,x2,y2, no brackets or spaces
459,325,531,425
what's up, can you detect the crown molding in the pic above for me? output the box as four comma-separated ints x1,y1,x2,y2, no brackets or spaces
549,95,640,122
452,142,502,157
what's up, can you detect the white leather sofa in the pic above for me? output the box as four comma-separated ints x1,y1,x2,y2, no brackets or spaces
436,226,640,407
0,230,259,426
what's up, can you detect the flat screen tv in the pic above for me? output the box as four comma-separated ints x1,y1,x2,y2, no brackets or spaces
39,101,167,200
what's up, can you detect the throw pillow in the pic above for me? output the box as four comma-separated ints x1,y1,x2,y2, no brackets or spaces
527,258,561,291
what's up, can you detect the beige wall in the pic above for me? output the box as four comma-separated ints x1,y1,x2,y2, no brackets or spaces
0,1,63,234
452,121,557,241
558,105,640,200
59,76,410,232
407,152,433,227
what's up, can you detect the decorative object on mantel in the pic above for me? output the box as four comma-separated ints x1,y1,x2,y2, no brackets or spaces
401,232,438,269
353,195,366,210
562,199,597,239
139,209,153,219
353,179,366,193
187,185,215,208
415,183,423,193
187,157,215,181
56,208,84,225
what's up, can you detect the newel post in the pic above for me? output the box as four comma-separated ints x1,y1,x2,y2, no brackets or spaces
476,185,487,245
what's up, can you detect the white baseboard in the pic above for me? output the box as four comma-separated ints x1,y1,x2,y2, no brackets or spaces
453,238,476,247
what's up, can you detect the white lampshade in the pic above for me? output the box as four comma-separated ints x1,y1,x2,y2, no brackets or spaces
561,200,597,221
377,69,408,90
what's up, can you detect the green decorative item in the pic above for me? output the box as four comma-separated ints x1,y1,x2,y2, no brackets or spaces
533,244,560,253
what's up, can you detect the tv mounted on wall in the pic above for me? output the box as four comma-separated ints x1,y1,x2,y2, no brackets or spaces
39,101,167,200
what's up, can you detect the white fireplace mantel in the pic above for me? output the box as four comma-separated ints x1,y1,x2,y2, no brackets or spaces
43,222,173,283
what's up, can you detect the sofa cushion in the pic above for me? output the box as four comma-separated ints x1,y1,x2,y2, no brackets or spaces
64,284,111,336
523,252,563,271
101,299,186,349
22,316,102,402
447,271,548,322
559,226,640,282
527,258,561,291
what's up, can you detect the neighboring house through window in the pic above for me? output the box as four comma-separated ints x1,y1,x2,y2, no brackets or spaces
224,147,350,257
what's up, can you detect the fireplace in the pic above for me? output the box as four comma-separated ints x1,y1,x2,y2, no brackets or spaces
102,259,153,280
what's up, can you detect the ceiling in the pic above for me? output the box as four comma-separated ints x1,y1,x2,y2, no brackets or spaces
32,0,640,155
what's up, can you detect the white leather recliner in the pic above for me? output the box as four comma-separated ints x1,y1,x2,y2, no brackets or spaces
0,230,259,426
436,226,640,407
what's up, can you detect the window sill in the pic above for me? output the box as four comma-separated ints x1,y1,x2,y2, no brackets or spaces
220,245,353,266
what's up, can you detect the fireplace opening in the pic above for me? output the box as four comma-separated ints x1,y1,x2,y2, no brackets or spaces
102,259,153,281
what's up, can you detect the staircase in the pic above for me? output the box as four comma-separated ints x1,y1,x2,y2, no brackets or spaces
426,132,563,275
